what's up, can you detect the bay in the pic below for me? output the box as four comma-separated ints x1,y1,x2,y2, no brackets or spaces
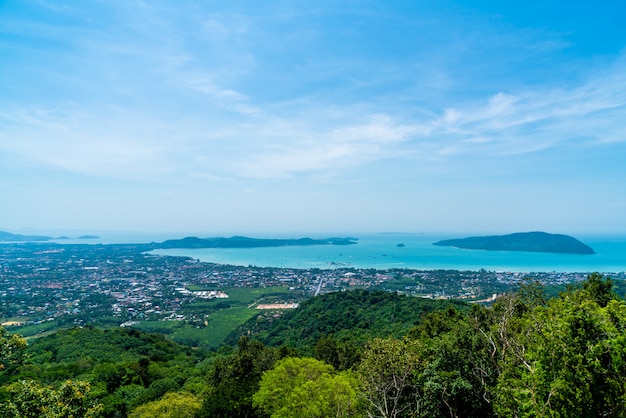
148,233,626,273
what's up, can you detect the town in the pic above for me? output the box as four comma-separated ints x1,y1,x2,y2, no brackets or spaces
2,242,623,345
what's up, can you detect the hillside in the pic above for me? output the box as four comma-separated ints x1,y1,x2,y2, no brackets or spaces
433,231,595,254
227,289,468,349
0,327,207,416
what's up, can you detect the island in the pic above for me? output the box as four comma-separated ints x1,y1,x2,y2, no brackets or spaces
0,230,53,242
0,231,102,242
155,236,358,249
432,231,595,255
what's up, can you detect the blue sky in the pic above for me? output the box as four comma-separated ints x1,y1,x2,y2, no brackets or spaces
1,0,625,236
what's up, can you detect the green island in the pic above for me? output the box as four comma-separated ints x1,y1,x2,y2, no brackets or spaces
155,235,358,249
433,231,596,254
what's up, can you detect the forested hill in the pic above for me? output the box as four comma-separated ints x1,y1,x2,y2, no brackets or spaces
433,231,595,254
0,327,207,417
227,289,468,349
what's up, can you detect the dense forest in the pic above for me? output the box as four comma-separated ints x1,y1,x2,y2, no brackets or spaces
2,273,626,417
226,289,469,350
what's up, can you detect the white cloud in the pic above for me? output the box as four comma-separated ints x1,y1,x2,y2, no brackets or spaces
419,61,626,156
0,105,179,179
2,56,625,184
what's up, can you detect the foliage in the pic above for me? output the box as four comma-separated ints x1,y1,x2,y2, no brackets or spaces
253,357,363,417
128,391,201,418
24,327,197,365
197,336,279,418
229,289,468,351
314,335,361,371
358,337,425,418
356,274,626,417
416,306,498,418
493,274,626,417
1,326,205,417
0,326,27,370
0,379,103,417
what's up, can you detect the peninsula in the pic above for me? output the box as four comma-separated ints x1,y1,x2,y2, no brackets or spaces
432,231,595,254
155,236,358,249
0,230,53,242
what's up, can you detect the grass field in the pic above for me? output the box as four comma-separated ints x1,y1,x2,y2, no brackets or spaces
10,321,63,338
135,286,292,349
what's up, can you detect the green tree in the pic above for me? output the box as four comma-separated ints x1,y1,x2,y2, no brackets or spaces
581,272,616,307
198,337,278,417
357,337,424,418
128,391,201,418
421,313,498,417
315,335,361,371
0,379,103,418
0,326,27,370
92,362,139,392
253,357,362,417
494,273,626,417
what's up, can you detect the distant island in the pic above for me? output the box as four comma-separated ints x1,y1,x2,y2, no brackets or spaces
432,232,595,255
0,230,53,242
156,236,358,249
0,230,100,242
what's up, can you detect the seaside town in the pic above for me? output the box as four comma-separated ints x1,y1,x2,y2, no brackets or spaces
1,242,623,333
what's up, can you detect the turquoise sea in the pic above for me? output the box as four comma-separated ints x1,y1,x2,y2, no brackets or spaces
145,233,626,273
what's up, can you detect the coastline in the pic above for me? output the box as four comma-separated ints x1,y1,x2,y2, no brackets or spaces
147,234,626,274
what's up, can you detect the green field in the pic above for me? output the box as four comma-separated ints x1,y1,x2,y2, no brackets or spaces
10,321,65,338
135,286,292,349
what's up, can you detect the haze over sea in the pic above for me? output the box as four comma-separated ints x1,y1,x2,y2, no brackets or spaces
117,232,626,273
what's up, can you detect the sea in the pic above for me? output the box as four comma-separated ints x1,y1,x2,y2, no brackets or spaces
122,232,626,274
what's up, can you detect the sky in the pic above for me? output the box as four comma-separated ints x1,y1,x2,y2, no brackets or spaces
1,0,626,236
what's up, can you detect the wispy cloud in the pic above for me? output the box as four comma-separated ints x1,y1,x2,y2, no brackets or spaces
2,53,625,183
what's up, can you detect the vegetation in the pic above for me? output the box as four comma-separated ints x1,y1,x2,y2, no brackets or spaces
227,289,468,351
132,286,292,349
0,327,206,417
433,231,595,254
128,391,201,418
0,326,27,370
2,273,626,417
1,379,103,417
253,357,362,417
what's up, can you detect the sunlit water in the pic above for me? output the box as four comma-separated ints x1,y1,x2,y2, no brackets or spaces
143,233,626,273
